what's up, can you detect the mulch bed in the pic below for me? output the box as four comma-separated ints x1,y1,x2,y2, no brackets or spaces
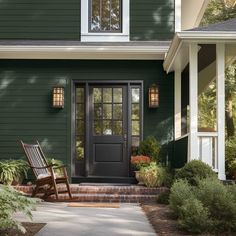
141,202,211,236
3,222,46,236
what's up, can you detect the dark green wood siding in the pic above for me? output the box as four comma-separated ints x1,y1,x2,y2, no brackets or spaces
0,0,174,41
0,0,80,39
0,60,174,178
130,0,175,41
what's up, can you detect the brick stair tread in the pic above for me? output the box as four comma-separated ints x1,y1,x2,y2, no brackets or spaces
47,193,158,202
15,185,166,195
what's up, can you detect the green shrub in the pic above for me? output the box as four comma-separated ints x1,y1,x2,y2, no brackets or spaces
156,190,170,205
46,158,63,175
178,198,211,234
170,178,236,234
169,179,194,217
175,160,216,185
139,162,165,187
0,160,29,185
226,137,236,177
197,178,236,233
0,185,38,234
138,136,160,161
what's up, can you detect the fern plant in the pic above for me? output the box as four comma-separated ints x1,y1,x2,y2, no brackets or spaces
0,185,38,234
0,160,29,185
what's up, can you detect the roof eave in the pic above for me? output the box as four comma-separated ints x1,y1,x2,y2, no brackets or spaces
163,31,236,73
0,45,169,60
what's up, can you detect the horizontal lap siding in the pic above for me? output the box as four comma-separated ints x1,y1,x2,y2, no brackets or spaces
0,0,80,39
0,60,174,176
130,0,175,41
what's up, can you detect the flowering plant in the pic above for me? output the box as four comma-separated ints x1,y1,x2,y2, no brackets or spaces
131,155,151,170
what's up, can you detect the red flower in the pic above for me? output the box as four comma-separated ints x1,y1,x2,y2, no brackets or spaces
131,155,151,170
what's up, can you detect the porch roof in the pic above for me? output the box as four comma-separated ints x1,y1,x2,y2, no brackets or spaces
0,40,170,60
163,18,236,73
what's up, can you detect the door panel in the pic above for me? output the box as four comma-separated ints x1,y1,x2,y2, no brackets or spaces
89,85,128,177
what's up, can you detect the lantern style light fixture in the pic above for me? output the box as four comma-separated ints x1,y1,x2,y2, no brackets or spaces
149,84,159,108
52,87,64,108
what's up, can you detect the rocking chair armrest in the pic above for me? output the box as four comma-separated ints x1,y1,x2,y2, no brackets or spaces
29,165,53,169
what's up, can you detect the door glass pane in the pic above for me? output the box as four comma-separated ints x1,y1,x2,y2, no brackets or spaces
113,104,122,120
93,88,102,103
103,88,112,103
77,120,84,135
76,136,84,160
132,88,140,103
103,120,112,135
94,120,102,135
103,104,112,119
113,121,122,135
94,104,102,119
76,88,84,103
113,88,122,103
132,121,140,135
132,136,140,147
76,104,84,119
131,104,139,120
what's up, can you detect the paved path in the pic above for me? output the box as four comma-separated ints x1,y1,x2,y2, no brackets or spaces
15,202,156,236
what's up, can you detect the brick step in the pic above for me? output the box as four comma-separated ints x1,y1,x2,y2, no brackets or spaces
47,193,158,203
15,185,166,195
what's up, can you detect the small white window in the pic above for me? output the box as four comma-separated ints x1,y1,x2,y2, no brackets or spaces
81,0,129,42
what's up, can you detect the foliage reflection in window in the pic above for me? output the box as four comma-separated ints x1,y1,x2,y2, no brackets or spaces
76,87,85,160
90,0,121,32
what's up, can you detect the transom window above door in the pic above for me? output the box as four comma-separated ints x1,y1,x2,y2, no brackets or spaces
81,0,129,42
90,0,121,32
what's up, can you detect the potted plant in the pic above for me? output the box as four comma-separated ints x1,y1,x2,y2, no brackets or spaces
130,155,150,184
0,159,29,185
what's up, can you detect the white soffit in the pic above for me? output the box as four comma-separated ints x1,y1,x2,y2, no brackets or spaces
181,0,210,30
0,45,169,60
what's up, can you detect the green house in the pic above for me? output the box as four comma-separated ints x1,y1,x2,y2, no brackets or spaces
0,0,232,182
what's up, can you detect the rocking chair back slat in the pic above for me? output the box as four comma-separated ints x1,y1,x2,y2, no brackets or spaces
21,141,49,177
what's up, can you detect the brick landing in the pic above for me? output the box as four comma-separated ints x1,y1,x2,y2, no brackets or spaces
14,184,167,203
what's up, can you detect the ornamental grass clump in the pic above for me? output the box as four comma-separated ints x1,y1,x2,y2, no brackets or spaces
139,162,166,187
130,155,151,170
0,185,38,235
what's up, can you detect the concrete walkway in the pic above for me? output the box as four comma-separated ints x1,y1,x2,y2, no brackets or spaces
15,202,156,236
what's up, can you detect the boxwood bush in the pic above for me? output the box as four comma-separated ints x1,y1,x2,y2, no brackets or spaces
175,160,216,185
169,178,236,234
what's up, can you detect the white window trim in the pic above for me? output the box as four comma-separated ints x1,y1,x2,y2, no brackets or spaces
81,0,130,42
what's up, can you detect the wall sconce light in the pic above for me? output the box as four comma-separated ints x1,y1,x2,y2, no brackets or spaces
52,87,64,108
149,84,159,108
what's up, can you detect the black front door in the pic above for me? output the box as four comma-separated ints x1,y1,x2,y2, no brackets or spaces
89,85,128,177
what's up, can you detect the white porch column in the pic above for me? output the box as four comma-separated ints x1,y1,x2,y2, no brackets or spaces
188,43,199,160
216,43,226,180
175,69,182,139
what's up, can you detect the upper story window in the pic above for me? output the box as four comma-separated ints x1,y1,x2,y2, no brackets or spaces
81,0,129,42
89,0,122,33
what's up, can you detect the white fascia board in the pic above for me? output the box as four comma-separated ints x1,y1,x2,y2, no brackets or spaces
163,31,236,73
0,45,169,60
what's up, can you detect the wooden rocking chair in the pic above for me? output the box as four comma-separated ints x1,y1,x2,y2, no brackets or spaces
20,140,72,200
